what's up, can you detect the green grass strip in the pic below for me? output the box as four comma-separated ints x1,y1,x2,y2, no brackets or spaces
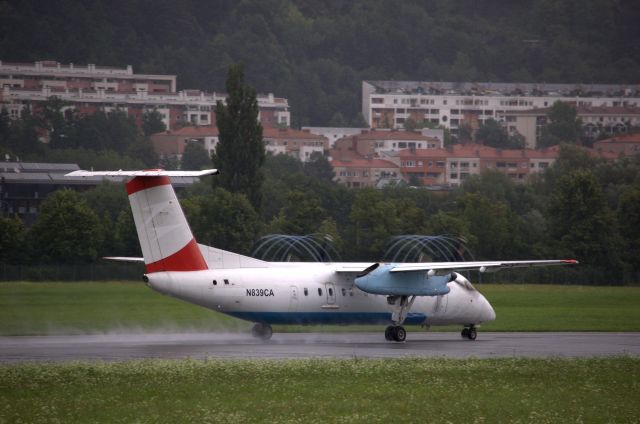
0,357,638,423
1,282,639,335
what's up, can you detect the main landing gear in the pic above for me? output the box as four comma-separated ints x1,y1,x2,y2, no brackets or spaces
251,322,273,340
384,295,416,342
461,325,477,341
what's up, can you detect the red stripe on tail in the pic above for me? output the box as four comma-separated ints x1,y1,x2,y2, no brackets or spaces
145,238,208,273
126,175,171,195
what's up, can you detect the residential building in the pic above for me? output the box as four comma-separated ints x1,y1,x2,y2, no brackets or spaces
362,80,640,138
331,158,401,188
262,127,329,162
150,126,219,162
0,60,290,133
593,133,640,157
332,130,441,162
497,106,640,148
301,127,367,148
398,144,561,187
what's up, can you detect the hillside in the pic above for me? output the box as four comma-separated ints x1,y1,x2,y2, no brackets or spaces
1,0,639,126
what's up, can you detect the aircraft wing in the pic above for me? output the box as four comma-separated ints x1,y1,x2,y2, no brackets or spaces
389,259,578,274
340,259,578,296
335,259,578,275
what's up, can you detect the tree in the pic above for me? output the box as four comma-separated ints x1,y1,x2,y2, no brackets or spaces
142,109,166,136
616,186,640,277
268,190,328,235
182,188,262,254
0,215,27,264
303,151,334,182
475,119,525,149
181,140,210,170
114,209,141,256
211,64,265,210
547,170,625,280
349,188,400,260
30,189,103,263
538,101,583,148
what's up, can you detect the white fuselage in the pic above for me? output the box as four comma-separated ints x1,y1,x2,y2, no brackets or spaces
145,263,496,327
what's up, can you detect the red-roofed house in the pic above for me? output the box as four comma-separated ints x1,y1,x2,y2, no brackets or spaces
331,157,401,188
150,126,219,162
593,133,640,156
397,144,562,186
333,130,440,161
262,127,329,162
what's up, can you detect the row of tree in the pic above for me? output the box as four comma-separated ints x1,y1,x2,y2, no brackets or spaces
1,0,639,126
1,144,639,284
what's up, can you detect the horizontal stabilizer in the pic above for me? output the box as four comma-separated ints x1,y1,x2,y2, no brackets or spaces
103,256,145,263
65,169,218,177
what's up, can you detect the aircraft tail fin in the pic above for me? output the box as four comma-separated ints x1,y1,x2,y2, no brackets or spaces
67,169,217,273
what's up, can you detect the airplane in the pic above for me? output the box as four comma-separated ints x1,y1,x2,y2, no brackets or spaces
66,169,578,342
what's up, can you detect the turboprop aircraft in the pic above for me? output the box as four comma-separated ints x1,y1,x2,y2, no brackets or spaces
66,169,578,342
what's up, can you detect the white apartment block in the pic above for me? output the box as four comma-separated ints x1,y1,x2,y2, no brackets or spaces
0,60,291,131
362,80,640,145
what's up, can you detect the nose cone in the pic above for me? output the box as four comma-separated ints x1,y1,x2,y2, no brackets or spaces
479,293,496,323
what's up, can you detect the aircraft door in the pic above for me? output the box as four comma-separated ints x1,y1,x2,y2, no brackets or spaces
325,283,336,305
289,285,299,312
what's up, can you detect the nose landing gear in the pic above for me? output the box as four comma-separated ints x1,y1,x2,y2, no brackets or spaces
384,325,407,342
461,326,477,340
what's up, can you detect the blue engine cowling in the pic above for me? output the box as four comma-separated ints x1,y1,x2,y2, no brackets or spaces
355,264,454,296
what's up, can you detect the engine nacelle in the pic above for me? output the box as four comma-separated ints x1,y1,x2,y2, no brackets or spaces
355,264,454,296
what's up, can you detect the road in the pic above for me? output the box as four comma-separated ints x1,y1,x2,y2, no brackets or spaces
1,332,638,362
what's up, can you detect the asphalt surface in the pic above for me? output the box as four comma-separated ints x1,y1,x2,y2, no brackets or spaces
1,332,638,362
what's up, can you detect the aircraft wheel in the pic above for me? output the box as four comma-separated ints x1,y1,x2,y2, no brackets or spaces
461,327,477,341
251,323,273,340
393,326,407,342
461,328,470,339
384,326,395,341
468,327,477,341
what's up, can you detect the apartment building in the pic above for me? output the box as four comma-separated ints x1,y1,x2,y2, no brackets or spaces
497,106,640,148
262,127,329,162
331,130,441,162
0,60,290,132
332,143,564,188
593,133,640,156
331,158,401,188
362,80,640,141
150,126,219,162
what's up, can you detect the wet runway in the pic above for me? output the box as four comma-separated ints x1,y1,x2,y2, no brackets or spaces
1,332,638,362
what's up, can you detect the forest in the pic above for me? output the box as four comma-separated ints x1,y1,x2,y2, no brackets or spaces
1,0,639,126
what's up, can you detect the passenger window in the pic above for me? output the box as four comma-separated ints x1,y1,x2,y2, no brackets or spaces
341,288,346,296
212,280,217,286
304,288,308,296
328,288,334,296
318,288,323,296
224,279,229,285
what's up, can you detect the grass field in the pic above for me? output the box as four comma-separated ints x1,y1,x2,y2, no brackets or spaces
1,281,639,335
0,357,638,423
